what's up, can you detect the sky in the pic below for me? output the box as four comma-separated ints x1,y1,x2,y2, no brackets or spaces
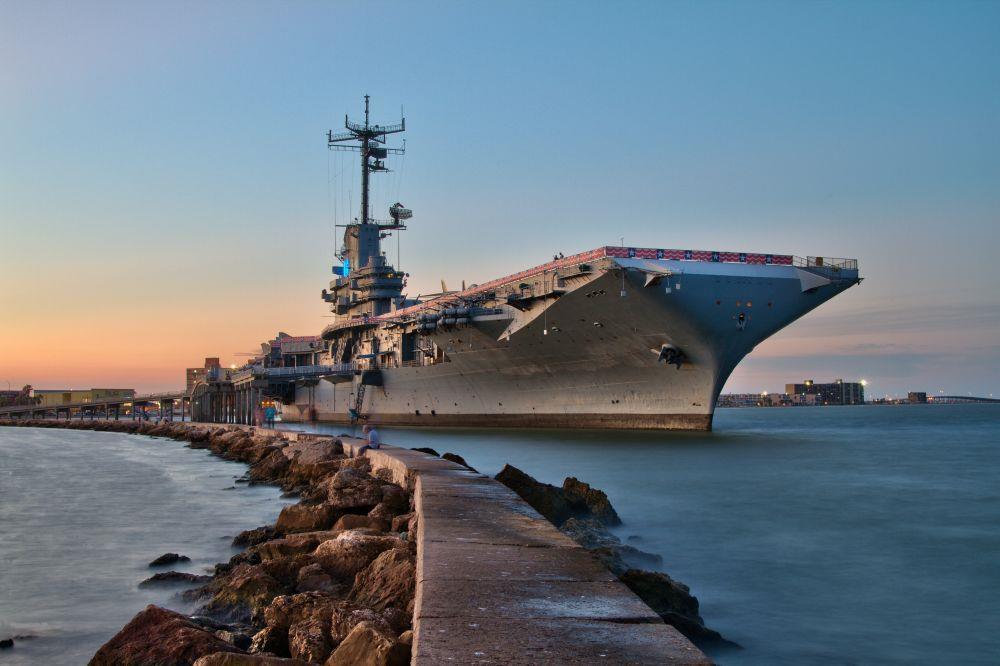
1,0,998,397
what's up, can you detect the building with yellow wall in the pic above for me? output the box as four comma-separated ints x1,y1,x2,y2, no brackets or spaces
33,388,135,407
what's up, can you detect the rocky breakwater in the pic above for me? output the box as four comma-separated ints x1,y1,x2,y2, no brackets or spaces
495,464,737,650
1,419,415,666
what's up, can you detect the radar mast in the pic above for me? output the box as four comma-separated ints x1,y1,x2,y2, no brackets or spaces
323,96,411,319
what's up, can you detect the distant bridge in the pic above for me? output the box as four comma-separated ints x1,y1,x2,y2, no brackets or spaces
932,395,1000,404
0,391,189,421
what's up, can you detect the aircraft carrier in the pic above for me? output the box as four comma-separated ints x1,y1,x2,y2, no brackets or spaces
280,97,861,430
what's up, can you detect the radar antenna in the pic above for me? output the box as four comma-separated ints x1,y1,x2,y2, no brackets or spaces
327,94,406,226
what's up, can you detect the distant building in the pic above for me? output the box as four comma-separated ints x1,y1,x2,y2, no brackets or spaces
186,357,222,392
259,333,324,368
908,392,928,404
785,379,865,405
717,393,791,408
33,388,135,408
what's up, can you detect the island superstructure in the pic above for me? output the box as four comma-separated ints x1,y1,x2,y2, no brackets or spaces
279,96,861,430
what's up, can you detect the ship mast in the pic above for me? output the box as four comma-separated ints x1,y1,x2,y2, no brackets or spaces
328,94,405,226
323,96,411,320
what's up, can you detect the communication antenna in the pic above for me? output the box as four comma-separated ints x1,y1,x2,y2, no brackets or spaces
327,95,406,226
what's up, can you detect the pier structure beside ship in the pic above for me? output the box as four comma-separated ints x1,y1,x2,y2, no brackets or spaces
270,96,862,430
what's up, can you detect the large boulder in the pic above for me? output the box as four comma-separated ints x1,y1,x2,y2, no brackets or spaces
89,605,240,665
248,627,287,657
233,526,279,548
325,621,409,666
275,504,339,535
313,531,401,582
332,514,388,533
496,465,623,527
350,548,415,616
204,564,288,623
149,552,191,567
619,569,734,647
288,618,332,663
254,534,322,561
296,563,339,594
249,448,291,483
329,604,394,645
322,468,384,512
562,477,621,525
495,464,575,525
263,592,341,632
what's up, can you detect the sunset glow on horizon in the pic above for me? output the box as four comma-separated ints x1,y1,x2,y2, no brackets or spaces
2,1,998,396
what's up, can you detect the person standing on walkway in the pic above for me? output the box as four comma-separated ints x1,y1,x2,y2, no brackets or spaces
254,406,264,427
265,405,276,428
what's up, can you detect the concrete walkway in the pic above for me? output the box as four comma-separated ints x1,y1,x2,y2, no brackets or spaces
341,438,709,665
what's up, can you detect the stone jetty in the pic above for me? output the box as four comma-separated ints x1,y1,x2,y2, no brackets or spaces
1,419,710,664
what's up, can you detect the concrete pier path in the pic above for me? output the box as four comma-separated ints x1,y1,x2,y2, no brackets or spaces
340,437,709,665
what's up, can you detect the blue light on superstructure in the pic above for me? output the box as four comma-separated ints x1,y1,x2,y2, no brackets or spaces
333,258,350,276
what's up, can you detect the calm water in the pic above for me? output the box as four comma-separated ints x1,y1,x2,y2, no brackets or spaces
290,404,1000,665
0,428,292,664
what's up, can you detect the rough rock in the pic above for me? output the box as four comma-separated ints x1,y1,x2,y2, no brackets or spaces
495,464,576,525
249,449,291,484
194,653,309,665
234,526,278,547
350,548,415,615
562,477,621,525
322,468,384,512
263,592,342,633
442,452,476,471
0,639,12,649
390,513,413,533
88,605,241,665
333,513,388,532
313,531,402,582
325,621,409,666
254,534,322,561
288,617,332,663
496,464,623,527
140,571,213,587
329,604,394,644
409,447,439,456
204,564,288,623
248,627,287,656
376,485,409,515
619,569,735,647
214,630,253,651
296,563,339,594
275,504,339,534
149,552,191,567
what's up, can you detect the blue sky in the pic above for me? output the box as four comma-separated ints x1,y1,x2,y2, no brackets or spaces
1,0,998,396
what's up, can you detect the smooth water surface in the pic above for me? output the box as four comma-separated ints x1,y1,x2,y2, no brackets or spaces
0,428,292,664
292,404,1000,665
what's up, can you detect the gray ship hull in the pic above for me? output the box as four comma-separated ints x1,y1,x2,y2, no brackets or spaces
281,255,859,430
